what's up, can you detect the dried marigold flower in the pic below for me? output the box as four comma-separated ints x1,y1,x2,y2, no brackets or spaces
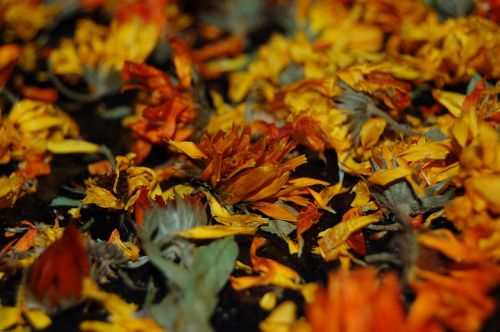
306,267,406,332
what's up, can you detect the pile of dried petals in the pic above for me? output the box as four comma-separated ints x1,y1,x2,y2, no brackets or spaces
0,1,499,331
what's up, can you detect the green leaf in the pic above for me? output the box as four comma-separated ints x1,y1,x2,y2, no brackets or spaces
261,220,296,237
147,237,239,332
189,236,238,294
96,106,132,120
50,196,81,207
143,241,190,286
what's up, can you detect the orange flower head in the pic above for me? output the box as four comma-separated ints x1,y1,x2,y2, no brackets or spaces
306,267,406,332
195,125,306,204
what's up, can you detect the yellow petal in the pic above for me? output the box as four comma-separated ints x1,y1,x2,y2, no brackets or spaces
177,225,256,239
368,167,412,186
80,320,121,332
168,140,207,159
220,166,280,204
205,191,230,218
82,186,124,210
287,177,330,187
47,139,101,154
350,182,371,208
468,175,500,213
243,172,290,202
360,117,386,150
399,141,451,162
259,291,278,311
432,90,465,117
300,283,319,304
82,278,137,318
250,202,297,222
215,214,269,227
23,309,52,330
319,212,381,253
108,229,140,261
161,184,195,200
19,116,63,132
0,307,21,331
259,301,297,332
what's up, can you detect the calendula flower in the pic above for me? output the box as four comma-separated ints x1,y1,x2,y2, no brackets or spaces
50,4,163,75
0,172,25,208
0,0,57,41
369,136,457,189
396,15,500,86
306,267,406,332
363,0,429,34
1,99,100,171
4,99,89,158
335,82,415,150
0,99,99,206
49,0,167,101
121,60,196,163
170,125,327,221
82,154,162,211
338,71,413,112
408,265,500,332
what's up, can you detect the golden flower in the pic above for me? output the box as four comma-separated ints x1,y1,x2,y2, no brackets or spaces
369,136,456,192
395,16,500,86
0,0,57,41
282,84,351,153
49,2,166,101
82,154,162,211
0,172,24,208
2,99,99,164
363,0,429,34
50,16,160,76
0,99,99,207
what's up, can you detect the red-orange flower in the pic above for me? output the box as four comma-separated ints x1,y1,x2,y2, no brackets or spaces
306,267,406,332
172,125,307,205
28,224,89,308
122,61,196,163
